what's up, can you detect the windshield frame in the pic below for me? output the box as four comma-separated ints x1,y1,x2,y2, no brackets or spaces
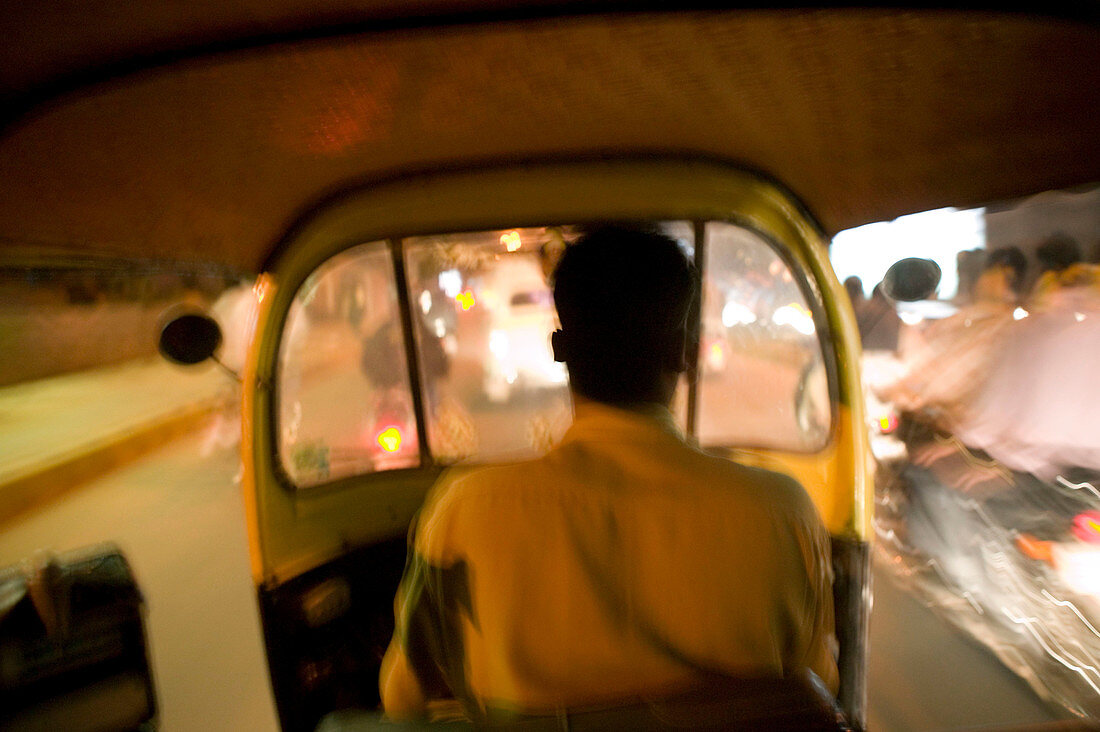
270,215,838,494
244,157,868,585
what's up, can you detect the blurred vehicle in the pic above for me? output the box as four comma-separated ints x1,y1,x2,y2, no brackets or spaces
478,254,567,403
875,416,1100,720
1,3,1098,731
872,254,1100,718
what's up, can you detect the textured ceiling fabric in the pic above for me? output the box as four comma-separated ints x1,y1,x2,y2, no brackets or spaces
0,10,1097,271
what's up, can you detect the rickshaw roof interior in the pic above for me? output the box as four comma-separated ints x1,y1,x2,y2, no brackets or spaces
1,4,1098,273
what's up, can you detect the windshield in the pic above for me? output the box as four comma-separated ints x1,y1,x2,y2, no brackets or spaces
276,221,831,489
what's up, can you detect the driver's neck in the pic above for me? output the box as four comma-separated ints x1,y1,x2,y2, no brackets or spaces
569,384,675,415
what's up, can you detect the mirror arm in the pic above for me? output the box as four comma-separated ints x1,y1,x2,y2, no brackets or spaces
211,356,242,383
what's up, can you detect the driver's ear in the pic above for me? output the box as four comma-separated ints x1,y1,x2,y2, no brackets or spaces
551,329,568,363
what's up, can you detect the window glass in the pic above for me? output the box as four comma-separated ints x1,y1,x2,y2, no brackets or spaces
404,222,695,463
697,222,830,451
404,228,574,462
278,242,419,487
278,222,699,486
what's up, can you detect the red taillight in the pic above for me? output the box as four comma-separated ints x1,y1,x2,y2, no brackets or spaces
1073,511,1100,544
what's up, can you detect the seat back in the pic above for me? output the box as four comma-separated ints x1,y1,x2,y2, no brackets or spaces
0,544,157,732
499,670,848,731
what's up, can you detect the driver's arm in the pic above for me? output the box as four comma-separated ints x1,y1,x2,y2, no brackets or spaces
380,480,467,718
793,499,840,696
380,639,429,720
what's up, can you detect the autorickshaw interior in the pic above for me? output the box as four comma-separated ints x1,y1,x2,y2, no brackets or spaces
0,4,1098,731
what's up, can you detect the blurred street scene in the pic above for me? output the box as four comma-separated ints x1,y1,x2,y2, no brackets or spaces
3,186,1098,729
836,186,1100,723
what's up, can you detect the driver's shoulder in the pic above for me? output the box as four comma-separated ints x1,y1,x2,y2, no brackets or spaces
425,455,557,511
693,453,817,515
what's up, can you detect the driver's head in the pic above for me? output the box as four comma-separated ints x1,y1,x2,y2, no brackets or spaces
551,224,695,406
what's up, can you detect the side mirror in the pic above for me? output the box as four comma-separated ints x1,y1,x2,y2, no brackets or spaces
158,311,222,365
882,257,941,302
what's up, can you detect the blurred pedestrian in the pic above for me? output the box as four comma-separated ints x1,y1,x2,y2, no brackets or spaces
844,276,865,307
883,249,1024,418
956,234,1100,477
858,283,900,352
200,281,258,464
1028,233,1087,310
974,246,1027,304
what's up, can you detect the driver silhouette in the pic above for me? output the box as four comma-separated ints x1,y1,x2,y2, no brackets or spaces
380,224,837,721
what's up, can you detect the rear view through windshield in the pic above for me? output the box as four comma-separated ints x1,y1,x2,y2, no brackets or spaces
277,222,831,488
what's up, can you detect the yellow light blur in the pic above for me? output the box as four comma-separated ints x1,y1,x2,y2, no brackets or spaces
456,290,476,311
377,427,402,453
501,230,522,252
707,341,726,369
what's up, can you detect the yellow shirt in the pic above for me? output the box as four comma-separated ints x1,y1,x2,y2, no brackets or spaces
380,401,838,719
1030,263,1100,311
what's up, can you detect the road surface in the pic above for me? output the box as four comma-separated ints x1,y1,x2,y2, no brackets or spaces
0,425,1074,731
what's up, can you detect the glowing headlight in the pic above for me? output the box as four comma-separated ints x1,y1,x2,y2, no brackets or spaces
489,330,509,359
501,230,522,252
439,269,462,298
722,301,757,327
772,303,816,335
1053,544,1100,598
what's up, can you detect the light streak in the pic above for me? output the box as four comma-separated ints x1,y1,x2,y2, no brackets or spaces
1041,590,1100,640
1056,476,1100,503
876,443,1100,712
1001,607,1100,696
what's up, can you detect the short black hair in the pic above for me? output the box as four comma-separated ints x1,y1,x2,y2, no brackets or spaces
552,224,695,404
1036,233,1081,273
985,246,1027,293
843,276,864,302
